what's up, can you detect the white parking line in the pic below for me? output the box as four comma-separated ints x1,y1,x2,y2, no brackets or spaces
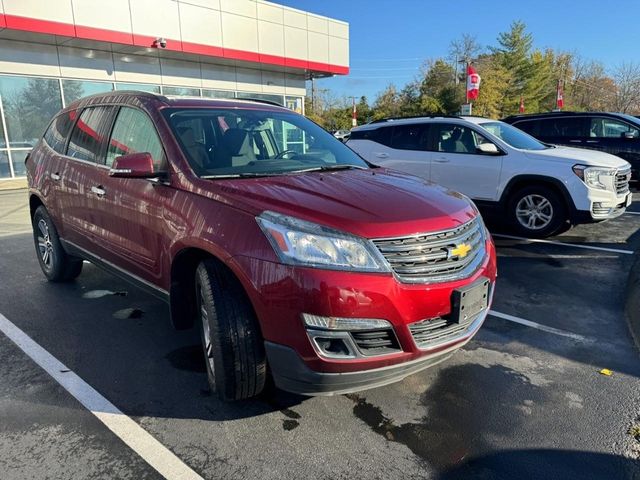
0,313,203,480
625,211,640,216
492,233,634,255
488,310,590,342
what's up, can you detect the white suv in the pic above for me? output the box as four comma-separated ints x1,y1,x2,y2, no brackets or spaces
348,116,632,237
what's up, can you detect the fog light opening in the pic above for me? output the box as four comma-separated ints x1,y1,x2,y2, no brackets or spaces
315,337,351,357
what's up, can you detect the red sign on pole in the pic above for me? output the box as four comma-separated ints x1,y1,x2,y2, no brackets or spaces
519,96,525,113
556,80,564,110
467,65,481,101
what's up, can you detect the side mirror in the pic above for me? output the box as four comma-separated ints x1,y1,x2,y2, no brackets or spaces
109,152,157,178
476,143,501,154
623,131,636,140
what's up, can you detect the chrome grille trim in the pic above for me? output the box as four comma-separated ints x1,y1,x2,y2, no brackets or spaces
372,217,487,284
616,168,631,195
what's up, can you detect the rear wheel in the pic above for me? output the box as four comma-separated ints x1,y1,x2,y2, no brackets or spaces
32,206,83,282
195,259,266,401
507,185,567,238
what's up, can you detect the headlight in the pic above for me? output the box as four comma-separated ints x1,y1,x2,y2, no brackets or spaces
256,211,390,272
572,165,616,191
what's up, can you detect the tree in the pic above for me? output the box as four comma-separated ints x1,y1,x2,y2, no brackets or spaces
612,62,640,113
372,84,402,120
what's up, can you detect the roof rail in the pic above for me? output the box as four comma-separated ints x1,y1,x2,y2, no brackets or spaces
369,114,462,124
234,97,285,107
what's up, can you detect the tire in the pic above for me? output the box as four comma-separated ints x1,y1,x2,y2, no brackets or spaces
32,206,83,282
195,259,266,401
507,185,567,238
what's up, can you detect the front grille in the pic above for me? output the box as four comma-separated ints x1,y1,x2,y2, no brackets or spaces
409,314,476,349
350,329,400,356
616,169,631,195
372,217,486,283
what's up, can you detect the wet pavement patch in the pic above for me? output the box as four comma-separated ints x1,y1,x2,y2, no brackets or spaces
165,345,206,373
82,289,127,299
112,308,144,319
346,363,545,471
282,419,299,431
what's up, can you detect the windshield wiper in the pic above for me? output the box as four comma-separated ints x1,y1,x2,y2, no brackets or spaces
201,172,283,179
290,164,368,173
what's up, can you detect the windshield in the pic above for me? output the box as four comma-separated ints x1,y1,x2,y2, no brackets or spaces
479,121,549,150
163,108,369,178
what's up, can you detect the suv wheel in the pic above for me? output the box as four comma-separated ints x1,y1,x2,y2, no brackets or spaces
32,206,83,281
508,185,567,238
195,260,266,401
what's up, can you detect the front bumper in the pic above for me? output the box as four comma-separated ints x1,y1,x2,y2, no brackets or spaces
588,191,631,220
230,238,497,393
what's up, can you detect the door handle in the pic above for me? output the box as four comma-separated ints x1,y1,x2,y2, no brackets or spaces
50,172,61,181
91,186,106,197
585,140,600,144
433,157,450,163
374,152,389,159
568,139,582,143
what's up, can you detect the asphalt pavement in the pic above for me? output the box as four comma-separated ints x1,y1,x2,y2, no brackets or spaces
0,189,639,479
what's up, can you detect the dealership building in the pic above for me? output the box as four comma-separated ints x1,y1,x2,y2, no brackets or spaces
0,0,349,181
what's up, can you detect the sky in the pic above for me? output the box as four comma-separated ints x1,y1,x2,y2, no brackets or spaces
273,0,640,102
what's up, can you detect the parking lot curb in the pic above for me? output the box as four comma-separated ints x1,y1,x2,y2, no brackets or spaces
625,251,640,351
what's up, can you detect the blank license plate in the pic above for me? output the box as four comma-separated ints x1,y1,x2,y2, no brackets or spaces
451,278,490,324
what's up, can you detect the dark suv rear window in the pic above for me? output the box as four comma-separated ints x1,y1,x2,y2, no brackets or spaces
516,117,588,138
43,111,76,154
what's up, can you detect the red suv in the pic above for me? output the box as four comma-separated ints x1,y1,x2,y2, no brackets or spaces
26,92,497,400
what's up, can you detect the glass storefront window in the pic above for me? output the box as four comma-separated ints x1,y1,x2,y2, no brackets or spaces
0,150,11,178
162,86,200,97
236,92,284,106
115,83,161,93
202,89,235,99
9,150,29,177
286,96,303,114
0,75,62,149
62,79,113,105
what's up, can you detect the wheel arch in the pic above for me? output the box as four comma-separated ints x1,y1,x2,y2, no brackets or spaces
29,193,45,220
500,175,576,213
168,245,258,332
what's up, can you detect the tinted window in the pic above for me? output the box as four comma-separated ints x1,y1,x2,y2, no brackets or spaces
66,106,115,162
536,117,588,137
433,124,480,154
349,126,393,146
390,124,429,151
43,110,76,154
513,119,541,136
589,117,639,138
106,107,165,170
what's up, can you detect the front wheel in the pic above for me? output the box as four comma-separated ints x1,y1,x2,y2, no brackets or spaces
507,186,567,238
195,260,267,401
32,206,83,282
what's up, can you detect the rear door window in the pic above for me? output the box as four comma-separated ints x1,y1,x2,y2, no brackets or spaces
390,124,430,151
350,126,393,147
513,119,541,136
66,106,116,162
106,107,165,171
44,110,77,154
538,117,588,138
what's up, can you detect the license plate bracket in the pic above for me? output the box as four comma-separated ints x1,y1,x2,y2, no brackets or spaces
451,278,490,324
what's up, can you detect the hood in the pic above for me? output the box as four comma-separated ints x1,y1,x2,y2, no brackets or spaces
206,168,477,239
524,145,630,168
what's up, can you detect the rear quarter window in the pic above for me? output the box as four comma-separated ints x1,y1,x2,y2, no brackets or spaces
43,110,77,154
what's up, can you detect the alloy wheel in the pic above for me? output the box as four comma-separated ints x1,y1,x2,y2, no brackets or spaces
515,194,554,231
37,219,54,269
198,283,216,378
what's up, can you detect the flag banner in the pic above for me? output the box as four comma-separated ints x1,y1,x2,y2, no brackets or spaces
467,65,481,101
556,81,564,109
519,96,525,113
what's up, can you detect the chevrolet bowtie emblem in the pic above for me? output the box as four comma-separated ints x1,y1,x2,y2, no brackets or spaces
450,243,472,259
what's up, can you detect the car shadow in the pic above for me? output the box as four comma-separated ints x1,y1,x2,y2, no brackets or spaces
438,449,640,480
